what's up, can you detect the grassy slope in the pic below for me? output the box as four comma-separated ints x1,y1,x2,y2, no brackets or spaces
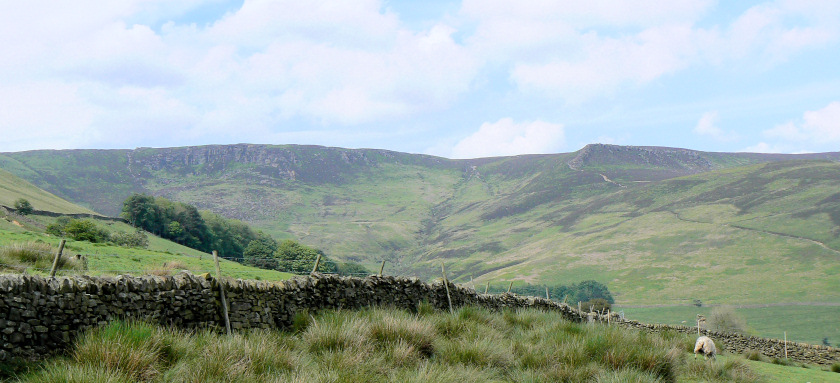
0,173,292,281
1,145,839,307
0,168,98,214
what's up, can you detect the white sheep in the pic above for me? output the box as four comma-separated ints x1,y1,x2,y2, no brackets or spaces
694,336,717,361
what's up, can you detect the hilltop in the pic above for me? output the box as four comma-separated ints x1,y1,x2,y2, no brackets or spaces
1,144,839,307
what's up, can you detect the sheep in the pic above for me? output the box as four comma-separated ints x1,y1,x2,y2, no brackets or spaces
694,336,717,361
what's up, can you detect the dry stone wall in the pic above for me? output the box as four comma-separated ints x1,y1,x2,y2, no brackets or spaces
1,272,838,366
0,272,581,362
616,319,840,366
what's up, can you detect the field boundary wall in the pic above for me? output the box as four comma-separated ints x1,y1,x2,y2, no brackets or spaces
0,272,837,366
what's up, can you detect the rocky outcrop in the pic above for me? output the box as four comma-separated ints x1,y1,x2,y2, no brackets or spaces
568,143,714,173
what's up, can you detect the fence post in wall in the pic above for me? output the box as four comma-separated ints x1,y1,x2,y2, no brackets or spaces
213,250,232,335
379,260,386,276
49,239,66,278
545,286,550,300
784,332,788,359
507,281,513,293
484,281,490,294
440,262,454,314
311,253,322,274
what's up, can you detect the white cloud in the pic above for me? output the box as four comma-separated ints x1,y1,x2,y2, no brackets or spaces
0,0,481,151
764,101,840,142
448,118,565,159
461,0,840,103
693,111,739,142
743,142,785,153
721,1,840,64
1,1,840,152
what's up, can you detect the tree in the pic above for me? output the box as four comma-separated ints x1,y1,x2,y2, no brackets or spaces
243,233,279,270
275,240,336,274
573,280,614,304
121,194,163,234
13,198,33,215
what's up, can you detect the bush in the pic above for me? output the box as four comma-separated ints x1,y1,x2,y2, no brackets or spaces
109,230,149,248
831,363,840,373
336,261,370,277
708,307,748,334
13,198,34,215
582,298,612,313
64,219,109,243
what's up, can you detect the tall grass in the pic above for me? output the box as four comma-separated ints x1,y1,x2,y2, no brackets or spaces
0,241,82,272
14,306,768,383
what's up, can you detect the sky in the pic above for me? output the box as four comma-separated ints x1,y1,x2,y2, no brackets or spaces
1,0,839,158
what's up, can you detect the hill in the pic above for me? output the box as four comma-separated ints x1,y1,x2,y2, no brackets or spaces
0,166,293,281
1,144,839,307
0,167,99,215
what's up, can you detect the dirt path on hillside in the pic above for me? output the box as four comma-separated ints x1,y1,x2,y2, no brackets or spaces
668,211,840,256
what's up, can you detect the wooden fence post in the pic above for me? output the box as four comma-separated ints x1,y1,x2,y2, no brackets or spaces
545,286,550,300
213,251,232,335
507,281,513,293
784,332,788,359
379,260,386,276
49,239,66,278
440,262,454,314
484,281,490,294
311,253,322,274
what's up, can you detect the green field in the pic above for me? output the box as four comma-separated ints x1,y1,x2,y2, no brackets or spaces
0,168,97,215
618,305,840,346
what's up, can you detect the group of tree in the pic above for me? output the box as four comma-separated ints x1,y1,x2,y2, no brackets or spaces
121,194,258,259
122,194,370,276
243,236,369,276
46,216,148,248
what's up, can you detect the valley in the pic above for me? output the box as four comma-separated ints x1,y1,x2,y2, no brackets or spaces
1,144,838,309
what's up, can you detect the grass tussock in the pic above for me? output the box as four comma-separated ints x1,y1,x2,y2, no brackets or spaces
0,241,83,273
145,261,188,276
13,306,770,383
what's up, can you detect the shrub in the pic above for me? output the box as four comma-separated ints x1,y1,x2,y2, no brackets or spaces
13,198,34,215
582,298,612,313
830,363,840,373
708,307,748,334
64,219,109,243
109,230,149,248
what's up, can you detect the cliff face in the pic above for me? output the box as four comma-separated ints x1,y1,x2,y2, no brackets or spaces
127,144,461,185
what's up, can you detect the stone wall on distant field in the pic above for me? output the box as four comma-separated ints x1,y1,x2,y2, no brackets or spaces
615,320,840,366
0,272,838,366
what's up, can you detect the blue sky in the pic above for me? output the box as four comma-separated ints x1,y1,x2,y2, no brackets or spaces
1,0,838,158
